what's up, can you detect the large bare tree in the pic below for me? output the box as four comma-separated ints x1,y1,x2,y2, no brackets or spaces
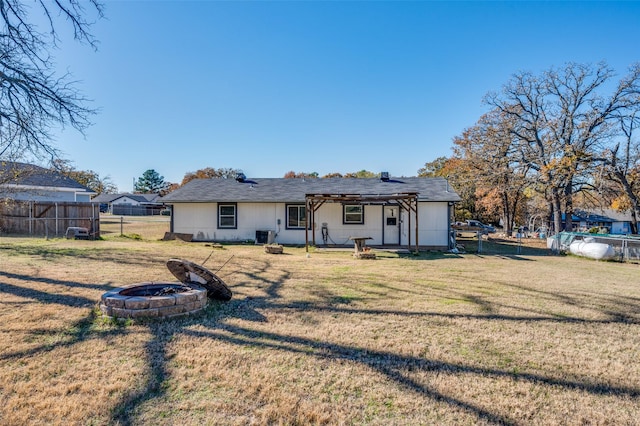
452,109,531,235
0,0,103,165
598,114,640,233
486,62,640,233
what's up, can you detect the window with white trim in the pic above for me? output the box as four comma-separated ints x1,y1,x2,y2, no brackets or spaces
218,203,237,228
343,205,364,224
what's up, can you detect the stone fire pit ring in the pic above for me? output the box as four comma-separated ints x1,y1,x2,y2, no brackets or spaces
99,282,207,319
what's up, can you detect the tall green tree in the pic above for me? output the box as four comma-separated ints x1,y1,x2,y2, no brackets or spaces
134,169,168,194
417,157,449,177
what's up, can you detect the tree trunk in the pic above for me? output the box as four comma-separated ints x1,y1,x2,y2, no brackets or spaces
502,193,511,235
551,188,563,234
564,180,574,232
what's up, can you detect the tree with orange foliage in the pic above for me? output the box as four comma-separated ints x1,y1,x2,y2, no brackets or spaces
418,156,477,221
451,109,531,235
343,170,377,178
486,62,640,233
181,167,242,186
283,171,319,179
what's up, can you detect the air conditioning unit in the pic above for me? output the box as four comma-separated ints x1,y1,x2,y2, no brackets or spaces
256,230,276,244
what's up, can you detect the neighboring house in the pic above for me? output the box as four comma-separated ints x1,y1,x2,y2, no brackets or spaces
574,209,635,235
160,174,461,250
92,193,163,216
0,162,99,237
0,162,95,202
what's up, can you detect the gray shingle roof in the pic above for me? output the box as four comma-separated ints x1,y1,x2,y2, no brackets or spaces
160,177,461,203
92,193,161,204
0,162,94,193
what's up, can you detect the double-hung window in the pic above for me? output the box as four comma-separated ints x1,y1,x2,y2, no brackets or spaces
343,205,364,224
287,204,307,229
218,203,237,229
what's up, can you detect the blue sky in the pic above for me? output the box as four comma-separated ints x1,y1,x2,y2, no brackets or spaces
51,1,640,192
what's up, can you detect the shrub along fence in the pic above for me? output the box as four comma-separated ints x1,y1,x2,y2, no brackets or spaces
0,200,100,239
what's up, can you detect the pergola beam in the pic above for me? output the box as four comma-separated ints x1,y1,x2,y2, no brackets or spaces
305,192,419,252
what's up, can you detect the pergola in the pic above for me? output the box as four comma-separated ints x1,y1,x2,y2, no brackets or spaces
304,192,420,252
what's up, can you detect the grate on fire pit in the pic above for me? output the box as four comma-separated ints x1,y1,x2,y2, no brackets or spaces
166,258,232,301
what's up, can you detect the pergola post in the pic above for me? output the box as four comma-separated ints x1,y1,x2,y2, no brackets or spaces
414,197,419,252
305,192,419,252
305,198,310,252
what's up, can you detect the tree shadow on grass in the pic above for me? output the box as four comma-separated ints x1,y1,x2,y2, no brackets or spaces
0,269,135,362
0,270,114,294
3,253,638,425
108,259,640,426
0,243,170,268
0,308,130,362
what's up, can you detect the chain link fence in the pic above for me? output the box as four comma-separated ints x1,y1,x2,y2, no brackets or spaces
549,232,640,263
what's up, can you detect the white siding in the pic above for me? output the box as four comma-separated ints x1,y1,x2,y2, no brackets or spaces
172,203,217,241
172,201,452,248
416,201,450,247
113,196,141,206
173,202,280,242
308,204,382,245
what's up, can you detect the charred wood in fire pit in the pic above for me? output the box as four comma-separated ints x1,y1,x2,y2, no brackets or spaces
152,285,191,296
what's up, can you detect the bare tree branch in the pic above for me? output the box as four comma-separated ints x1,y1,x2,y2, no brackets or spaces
0,0,102,164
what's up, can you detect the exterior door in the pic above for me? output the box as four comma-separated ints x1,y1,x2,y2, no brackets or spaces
383,206,400,245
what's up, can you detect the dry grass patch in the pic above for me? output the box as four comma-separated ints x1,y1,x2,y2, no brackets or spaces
99,214,170,241
0,236,639,425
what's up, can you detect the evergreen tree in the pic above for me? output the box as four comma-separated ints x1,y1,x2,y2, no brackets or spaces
134,169,167,193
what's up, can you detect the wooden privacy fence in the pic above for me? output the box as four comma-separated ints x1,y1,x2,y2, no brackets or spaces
0,200,100,238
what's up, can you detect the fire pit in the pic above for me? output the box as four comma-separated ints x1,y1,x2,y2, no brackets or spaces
98,258,232,320
99,282,207,319
166,258,232,301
